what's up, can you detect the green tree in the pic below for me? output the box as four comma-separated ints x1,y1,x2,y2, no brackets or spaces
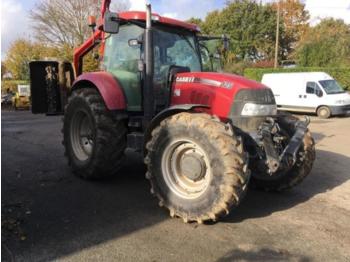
296,18,350,67
1,62,7,79
4,39,40,80
4,39,59,80
201,0,287,62
272,0,310,53
186,17,203,29
200,10,222,35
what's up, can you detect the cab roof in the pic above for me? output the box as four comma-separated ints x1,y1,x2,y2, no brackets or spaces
118,11,200,32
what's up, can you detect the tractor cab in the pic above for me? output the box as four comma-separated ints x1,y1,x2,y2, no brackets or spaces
102,21,223,112
29,10,227,115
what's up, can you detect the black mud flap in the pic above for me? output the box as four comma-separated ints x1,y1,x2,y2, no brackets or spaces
29,61,74,115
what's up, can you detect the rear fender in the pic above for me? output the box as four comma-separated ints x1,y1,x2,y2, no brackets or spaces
73,72,126,110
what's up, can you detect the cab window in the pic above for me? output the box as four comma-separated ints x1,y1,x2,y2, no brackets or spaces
199,39,223,72
306,81,324,97
153,28,201,73
103,24,144,111
306,82,317,94
103,24,143,76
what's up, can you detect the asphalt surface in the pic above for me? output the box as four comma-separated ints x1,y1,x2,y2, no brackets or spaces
2,110,350,261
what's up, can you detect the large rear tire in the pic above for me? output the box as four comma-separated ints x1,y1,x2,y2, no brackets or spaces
145,113,250,223
63,88,127,179
250,116,316,191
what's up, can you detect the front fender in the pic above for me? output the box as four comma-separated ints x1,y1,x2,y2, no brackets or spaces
72,72,126,110
144,104,209,153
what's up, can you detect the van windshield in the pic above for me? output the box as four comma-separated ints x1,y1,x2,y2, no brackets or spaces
319,80,345,94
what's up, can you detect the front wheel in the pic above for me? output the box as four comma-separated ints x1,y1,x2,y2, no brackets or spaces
317,106,331,119
145,113,250,223
63,88,127,179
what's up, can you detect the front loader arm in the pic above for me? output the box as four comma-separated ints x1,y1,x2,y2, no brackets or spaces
101,0,111,17
73,0,111,75
73,30,102,76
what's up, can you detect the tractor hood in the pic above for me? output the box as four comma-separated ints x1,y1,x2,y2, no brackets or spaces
171,72,274,121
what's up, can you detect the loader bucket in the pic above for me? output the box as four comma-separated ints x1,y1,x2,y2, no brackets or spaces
29,61,74,114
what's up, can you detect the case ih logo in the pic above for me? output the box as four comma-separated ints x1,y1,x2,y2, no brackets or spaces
176,76,195,83
176,76,233,89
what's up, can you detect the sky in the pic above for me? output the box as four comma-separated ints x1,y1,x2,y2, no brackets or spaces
1,0,350,58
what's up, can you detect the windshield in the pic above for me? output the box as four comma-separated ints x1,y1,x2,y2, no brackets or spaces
319,80,345,94
199,38,223,72
153,28,201,72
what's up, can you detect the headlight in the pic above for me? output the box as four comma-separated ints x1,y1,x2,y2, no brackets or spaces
335,100,346,104
241,103,277,116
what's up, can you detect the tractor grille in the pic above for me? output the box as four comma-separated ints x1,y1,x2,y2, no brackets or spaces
230,88,276,131
230,88,276,116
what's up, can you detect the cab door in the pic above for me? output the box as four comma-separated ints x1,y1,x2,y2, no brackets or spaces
303,81,323,112
102,24,143,111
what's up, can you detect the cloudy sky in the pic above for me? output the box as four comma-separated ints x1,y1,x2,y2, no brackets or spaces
1,0,350,58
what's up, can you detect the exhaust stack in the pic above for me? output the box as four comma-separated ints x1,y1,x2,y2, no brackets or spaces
143,3,155,125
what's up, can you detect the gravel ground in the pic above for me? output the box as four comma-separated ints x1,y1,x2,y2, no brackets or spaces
1,110,350,262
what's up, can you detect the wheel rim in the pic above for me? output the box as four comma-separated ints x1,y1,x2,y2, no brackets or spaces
161,139,211,199
70,110,94,161
319,108,328,117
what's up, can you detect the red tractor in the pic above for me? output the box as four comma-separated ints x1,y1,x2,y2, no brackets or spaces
29,1,315,223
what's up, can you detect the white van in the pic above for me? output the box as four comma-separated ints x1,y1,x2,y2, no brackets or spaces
262,72,350,118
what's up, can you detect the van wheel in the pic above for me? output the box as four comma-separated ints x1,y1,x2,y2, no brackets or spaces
317,106,331,119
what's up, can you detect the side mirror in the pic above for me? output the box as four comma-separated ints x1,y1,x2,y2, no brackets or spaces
128,39,142,47
88,15,96,29
104,10,120,34
316,89,323,97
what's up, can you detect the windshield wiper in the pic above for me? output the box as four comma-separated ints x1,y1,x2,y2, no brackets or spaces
179,34,197,53
327,90,345,94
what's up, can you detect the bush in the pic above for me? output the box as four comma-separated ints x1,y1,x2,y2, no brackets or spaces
1,80,29,94
223,61,252,75
244,67,350,90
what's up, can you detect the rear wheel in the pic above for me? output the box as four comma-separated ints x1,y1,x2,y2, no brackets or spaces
145,113,250,223
250,116,315,191
317,106,331,119
63,88,127,179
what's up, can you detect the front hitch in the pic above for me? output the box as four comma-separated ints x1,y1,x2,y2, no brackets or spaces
258,116,310,174
259,117,281,173
279,116,310,166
